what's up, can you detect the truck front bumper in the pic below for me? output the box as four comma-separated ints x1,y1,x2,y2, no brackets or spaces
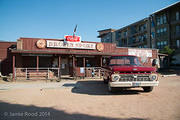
109,81,159,87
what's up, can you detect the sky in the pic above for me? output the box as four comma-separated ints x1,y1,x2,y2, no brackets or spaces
0,0,179,42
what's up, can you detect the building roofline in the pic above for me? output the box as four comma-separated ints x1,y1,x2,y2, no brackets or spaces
0,40,16,43
115,17,149,32
151,1,180,15
19,37,64,41
97,28,116,32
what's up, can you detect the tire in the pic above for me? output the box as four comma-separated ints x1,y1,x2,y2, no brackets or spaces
143,86,154,92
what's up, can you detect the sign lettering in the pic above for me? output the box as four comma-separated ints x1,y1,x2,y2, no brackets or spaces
46,40,96,50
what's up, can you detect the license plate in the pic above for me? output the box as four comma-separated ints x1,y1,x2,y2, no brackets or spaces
132,82,140,86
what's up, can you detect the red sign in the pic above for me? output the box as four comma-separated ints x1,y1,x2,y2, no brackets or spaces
65,35,81,42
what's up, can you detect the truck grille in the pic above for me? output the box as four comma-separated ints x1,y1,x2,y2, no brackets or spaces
119,75,150,81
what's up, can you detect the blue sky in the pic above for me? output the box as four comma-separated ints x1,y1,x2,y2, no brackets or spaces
0,0,179,42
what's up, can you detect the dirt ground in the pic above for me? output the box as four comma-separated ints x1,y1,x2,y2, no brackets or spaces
0,76,180,120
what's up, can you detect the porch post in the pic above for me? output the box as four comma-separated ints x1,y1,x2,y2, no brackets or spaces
100,56,103,67
58,56,61,78
36,56,39,71
73,55,75,77
83,57,86,77
12,55,15,81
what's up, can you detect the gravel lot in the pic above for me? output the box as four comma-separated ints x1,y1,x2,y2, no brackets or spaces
0,76,180,120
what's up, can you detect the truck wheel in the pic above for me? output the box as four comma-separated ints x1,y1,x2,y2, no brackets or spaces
143,87,153,92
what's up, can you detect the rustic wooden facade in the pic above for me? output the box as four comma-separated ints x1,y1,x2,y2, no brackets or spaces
0,37,158,80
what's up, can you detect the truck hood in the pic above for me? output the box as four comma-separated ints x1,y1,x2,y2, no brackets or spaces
111,66,156,72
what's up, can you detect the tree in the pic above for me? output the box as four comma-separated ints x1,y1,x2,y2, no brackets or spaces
160,46,175,55
159,46,175,67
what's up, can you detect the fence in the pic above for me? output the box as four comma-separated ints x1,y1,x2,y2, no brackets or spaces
15,67,103,80
15,68,60,80
75,67,102,78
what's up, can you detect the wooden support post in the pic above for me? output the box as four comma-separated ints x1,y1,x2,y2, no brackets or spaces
12,55,15,81
58,56,61,79
100,56,103,67
83,57,86,77
72,56,75,77
36,56,39,71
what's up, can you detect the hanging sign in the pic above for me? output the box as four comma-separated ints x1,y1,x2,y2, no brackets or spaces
46,40,96,50
65,35,81,42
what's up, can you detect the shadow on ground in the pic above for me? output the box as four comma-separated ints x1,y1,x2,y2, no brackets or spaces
0,101,149,120
72,80,143,95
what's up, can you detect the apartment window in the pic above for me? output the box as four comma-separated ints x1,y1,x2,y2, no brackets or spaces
160,16,163,24
156,17,160,25
176,25,180,34
176,11,179,21
177,40,180,48
151,32,155,39
143,23,147,29
157,29,160,34
160,28,163,33
163,14,167,23
157,42,160,48
163,27,167,32
157,41,167,49
123,31,127,37
164,41,167,46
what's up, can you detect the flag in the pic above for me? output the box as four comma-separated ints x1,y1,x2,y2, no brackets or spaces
73,25,77,37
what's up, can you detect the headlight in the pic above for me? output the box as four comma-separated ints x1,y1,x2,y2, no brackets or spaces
111,74,120,82
150,74,158,81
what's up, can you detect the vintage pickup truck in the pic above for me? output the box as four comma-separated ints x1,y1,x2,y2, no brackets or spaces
103,55,159,92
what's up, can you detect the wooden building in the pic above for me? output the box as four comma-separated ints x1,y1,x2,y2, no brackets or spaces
0,37,158,80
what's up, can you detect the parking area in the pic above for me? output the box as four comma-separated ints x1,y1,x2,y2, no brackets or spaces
0,76,180,120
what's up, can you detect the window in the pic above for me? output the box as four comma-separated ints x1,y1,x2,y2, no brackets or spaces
176,12,179,21
164,41,167,46
176,25,180,34
157,29,160,33
164,27,167,32
177,40,180,48
160,28,163,33
151,32,155,39
156,17,160,25
160,16,163,24
123,31,127,37
163,14,167,23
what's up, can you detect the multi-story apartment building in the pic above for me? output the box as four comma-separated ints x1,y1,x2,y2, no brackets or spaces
98,18,151,48
150,1,180,50
97,29,116,43
115,18,151,48
98,1,180,51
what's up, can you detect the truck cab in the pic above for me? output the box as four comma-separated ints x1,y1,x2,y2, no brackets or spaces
103,55,159,92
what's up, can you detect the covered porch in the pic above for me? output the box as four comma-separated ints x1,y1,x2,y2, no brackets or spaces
12,53,105,81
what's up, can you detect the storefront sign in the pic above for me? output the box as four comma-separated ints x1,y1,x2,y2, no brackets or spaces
96,43,104,52
128,49,152,57
46,40,96,50
128,49,152,63
36,39,46,49
65,35,81,42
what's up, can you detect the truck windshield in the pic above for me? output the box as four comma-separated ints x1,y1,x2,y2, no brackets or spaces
109,56,141,66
